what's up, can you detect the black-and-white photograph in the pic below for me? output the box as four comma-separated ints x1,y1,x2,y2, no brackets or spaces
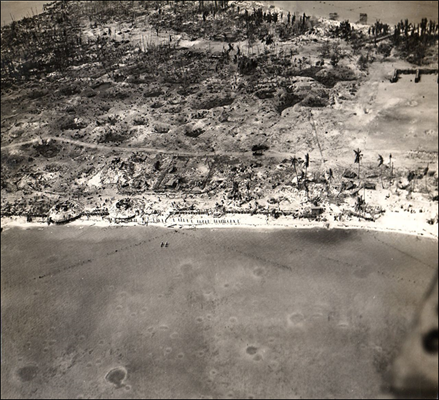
1,1,438,398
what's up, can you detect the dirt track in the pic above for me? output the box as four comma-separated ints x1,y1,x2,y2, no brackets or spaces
0,135,310,162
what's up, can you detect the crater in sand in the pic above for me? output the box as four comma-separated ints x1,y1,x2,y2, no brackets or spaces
17,366,38,382
105,367,127,388
246,346,258,355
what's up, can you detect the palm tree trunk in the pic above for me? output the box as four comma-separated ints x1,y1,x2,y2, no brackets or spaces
380,167,384,189
363,172,366,207
425,174,428,193
390,161,393,185
304,182,309,201
293,165,299,187
358,160,365,211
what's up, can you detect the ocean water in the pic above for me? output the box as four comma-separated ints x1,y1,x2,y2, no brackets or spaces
1,226,437,398
268,1,438,25
1,1,48,26
2,1,438,27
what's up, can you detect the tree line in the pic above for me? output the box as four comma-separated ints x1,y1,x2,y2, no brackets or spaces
392,18,439,65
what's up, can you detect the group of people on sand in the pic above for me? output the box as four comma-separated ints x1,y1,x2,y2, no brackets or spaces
160,242,169,248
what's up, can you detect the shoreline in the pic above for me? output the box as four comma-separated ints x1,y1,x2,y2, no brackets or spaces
2,213,437,240
1,2,437,244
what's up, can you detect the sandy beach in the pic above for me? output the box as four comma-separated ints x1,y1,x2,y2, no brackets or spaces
2,206,438,239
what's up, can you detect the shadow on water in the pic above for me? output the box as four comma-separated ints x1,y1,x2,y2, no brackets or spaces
297,228,358,245
17,366,38,382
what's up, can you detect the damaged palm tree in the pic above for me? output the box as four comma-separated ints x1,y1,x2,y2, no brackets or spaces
308,112,325,167
377,154,384,167
355,195,365,213
354,148,363,177
389,153,393,184
377,154,384,188
423,163,429,193
304,153,310,179
407,170,417,193
303,179,310,201
326,167,333,193
354,148,365,204
291,156,300,187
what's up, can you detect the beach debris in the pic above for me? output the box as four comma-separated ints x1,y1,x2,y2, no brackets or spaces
343,170,358,179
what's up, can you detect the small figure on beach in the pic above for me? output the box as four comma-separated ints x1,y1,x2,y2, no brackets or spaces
161,242,164,247
165,242,169,247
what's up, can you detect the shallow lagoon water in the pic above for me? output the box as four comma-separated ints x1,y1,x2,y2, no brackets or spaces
269,1,438,25
2,1,437,27
1,226,437,398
